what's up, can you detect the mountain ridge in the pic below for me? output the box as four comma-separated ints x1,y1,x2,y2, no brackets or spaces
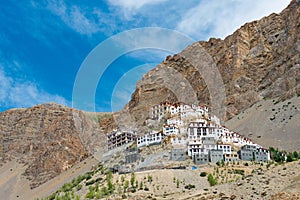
0,103,106,188
0,0,299,197
123,0,299,126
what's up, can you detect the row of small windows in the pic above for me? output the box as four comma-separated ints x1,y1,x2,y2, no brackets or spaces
219,145,230,149
137,137,161,141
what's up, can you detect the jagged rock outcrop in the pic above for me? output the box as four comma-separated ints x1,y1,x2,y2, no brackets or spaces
0,103,106,188
124,0,300,126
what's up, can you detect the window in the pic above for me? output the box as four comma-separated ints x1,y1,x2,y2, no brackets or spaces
197,128,201,134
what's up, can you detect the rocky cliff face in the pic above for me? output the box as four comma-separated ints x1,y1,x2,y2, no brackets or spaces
124,0,300,126
0,103,106,188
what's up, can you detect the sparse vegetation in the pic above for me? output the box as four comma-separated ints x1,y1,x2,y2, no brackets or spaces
200,172,207,177
184,184,195,190
207,174,218,186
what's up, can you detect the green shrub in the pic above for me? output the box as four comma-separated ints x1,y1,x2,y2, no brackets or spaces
287,154,293,162
200,172,207,177
76,184,82,191
233,169,245,176
86,174,92,180
139,182,143,190
130,172,135,188
184,184,195,190
147,175,153,183
207,174,217,186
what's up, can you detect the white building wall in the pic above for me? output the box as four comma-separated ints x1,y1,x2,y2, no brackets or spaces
217,144,232,154
163,124,179,136
137,132,164,148
167,118,184,126
171,137,187,146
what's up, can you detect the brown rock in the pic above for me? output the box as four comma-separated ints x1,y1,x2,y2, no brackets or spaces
0,103,106,188
122,0,300,126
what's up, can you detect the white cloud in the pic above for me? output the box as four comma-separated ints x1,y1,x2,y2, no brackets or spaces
47,0,99,35
111,27,194,55
108,0,168,12
177,0,291,40
107,0,169,20
0,66,68,110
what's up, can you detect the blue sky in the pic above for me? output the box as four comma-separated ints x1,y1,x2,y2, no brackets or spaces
0,0,290,112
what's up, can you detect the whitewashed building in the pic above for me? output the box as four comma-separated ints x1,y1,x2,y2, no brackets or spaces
224,152,239,162
137,131,164,148
217,143,232,154
171,136,187,146
167,118,184,126
163,124,179,136
150,102,172,120
188,137,217,157
220,131,254,147
254,148,271,162
168,103,184,116
187,121,219,140
202,137,217,151
107,131,136,150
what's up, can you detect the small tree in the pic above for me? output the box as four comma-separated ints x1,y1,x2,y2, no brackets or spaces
147,175,153,183
139,181,143,190
121,175,125,185
176,179,180,188
286,154,293,162
207,174,217,186
106,171,114,194
124,180,129,193
130,172,135,188
101,186,108,196
221,160,225,167
135,180,138,188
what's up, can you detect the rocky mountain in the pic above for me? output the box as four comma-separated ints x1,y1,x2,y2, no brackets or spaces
124,0,300,126
0,103,106,188
0,0,299,195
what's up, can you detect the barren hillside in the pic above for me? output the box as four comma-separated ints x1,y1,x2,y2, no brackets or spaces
0,103,106,188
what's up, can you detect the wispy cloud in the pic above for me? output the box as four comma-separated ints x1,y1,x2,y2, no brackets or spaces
177,0,291,40
105,0,290,41
108,0,168,10
0,65,68,110
47,0,100,35
107,0,169,19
